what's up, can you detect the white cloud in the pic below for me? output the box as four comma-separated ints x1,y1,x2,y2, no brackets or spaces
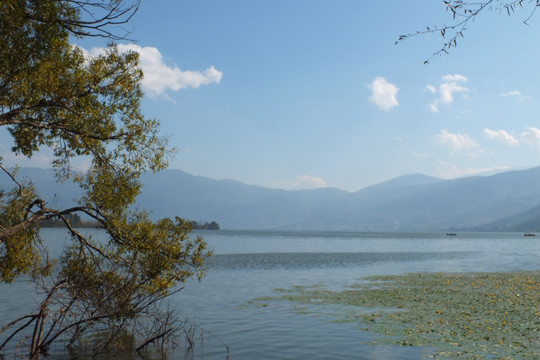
442,74,467,82
437,129,479,150
427,74,469,112
439,82,468,103
86,44,222,98
521,127,540,149
278,175,328,190
296,175,327,189
425,85,436,94
368,77,399,111
502,90,530,100
483,128,519,145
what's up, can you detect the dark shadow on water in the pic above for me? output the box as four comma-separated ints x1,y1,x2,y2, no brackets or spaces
207,251,473,270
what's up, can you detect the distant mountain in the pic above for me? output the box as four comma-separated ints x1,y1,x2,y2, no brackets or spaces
3,166,540,231
472,204,540,232
137,169,350,229
348,167,540,230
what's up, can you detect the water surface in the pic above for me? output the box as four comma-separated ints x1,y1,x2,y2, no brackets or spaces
1,229,538,359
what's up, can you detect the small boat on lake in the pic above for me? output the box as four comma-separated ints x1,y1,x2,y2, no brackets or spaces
524,233,536,237
446,232,457,236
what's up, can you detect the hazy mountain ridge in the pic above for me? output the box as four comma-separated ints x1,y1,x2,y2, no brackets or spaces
3,167,540,231
472,203,540,232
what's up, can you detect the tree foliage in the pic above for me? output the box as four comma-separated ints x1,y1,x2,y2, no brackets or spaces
0,1,211,358
397,0,540,63
190,220,220,230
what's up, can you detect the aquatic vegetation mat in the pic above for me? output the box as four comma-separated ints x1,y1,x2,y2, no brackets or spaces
254,271,540,359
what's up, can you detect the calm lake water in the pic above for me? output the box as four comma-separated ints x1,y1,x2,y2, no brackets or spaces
1,229,539,359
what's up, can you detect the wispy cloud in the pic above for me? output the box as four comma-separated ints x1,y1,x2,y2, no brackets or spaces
84,44,223,99
437,129,479,150
411,151,429,158
368,77,399,111
0,136,92,171
502,90,530,100
436,164,510,179
427,74,469,113
483,128,519,146
0,151,52,168
442,74,467,82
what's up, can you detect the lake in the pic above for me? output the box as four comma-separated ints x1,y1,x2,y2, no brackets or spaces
1,229,539,359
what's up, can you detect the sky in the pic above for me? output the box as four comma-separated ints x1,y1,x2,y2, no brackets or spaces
3,0,540,192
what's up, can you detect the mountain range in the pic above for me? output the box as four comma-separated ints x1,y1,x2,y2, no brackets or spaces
3,166,540,231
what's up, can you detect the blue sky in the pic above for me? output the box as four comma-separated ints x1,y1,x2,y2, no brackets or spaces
3,0,540,191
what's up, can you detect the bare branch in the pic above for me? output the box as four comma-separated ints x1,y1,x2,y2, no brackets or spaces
0,314,39,337
0,165,28,197
0,316,38,351
59,213,112,261
396,0,535,63
24,0,141,41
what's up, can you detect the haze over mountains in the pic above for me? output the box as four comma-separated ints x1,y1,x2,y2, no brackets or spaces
4,167,540,232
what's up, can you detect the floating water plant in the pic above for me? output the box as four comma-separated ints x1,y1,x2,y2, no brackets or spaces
253,271,539,359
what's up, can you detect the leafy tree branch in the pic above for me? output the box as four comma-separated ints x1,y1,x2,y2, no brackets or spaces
0,1,211,358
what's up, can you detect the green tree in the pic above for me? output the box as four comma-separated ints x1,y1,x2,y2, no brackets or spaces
397,0,539,63
0,1,210,358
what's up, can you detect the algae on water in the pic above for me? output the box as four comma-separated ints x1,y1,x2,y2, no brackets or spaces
252,271,540,359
